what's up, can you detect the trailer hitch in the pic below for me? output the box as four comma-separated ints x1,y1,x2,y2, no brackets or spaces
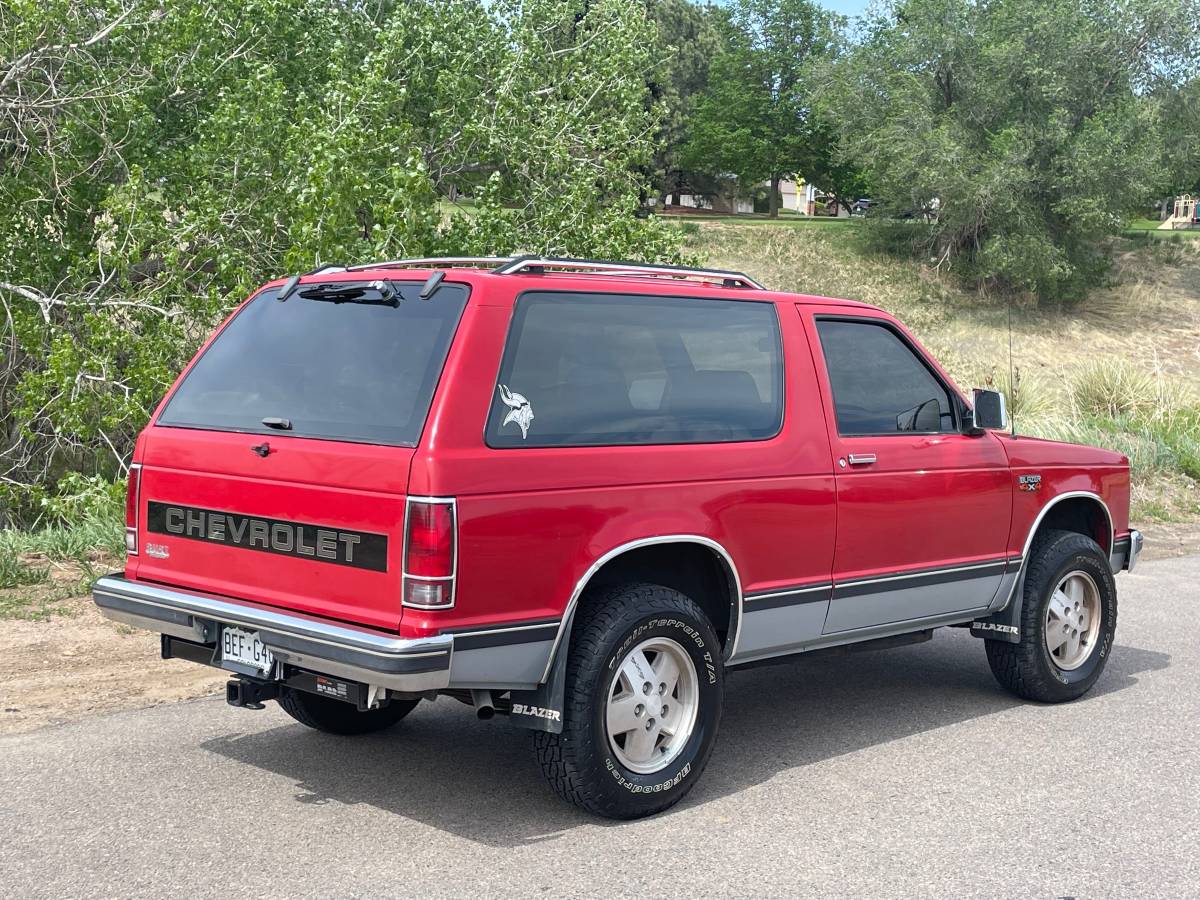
225,677,279,710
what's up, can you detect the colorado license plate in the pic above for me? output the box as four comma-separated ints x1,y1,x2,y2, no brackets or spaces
221,626,275,675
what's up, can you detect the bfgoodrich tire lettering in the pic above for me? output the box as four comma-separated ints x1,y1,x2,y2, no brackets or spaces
532,583,724,819
985,529,1118,702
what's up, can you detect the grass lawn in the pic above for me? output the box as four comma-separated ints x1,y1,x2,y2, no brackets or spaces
659,212,860,227
1123,217,1200,239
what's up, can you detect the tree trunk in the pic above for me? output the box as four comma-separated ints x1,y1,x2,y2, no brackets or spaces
769,174,780,218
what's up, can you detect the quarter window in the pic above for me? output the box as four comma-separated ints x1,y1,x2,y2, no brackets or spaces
816,319,955,435
487,292,784,447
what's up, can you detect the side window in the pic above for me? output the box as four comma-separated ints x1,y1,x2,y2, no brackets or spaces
487,292,783,447
815,319,955,436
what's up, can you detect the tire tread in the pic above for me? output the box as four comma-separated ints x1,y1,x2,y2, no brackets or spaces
533,583,721,819
985,529,1117,702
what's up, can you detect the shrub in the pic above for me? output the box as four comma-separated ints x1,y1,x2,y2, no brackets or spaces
1069,362,1160,419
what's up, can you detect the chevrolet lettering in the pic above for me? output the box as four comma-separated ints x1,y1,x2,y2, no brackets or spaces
146,502,386,571
95,256,1142,820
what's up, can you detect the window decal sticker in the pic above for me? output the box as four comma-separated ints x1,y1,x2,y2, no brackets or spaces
497,384,534,439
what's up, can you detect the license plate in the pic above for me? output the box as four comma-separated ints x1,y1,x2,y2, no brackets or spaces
221,626,275,675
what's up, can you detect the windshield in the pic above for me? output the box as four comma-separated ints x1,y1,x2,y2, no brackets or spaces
157,280,468,446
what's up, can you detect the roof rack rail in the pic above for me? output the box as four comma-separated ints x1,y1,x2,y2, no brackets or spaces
491,256,765,290
346,257,512,272
343,256,511,271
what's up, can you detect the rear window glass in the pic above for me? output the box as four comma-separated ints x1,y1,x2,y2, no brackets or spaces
158,281,468,446
487,291,783,447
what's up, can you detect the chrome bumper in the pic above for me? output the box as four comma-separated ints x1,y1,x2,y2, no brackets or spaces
93,575,452,692
1110,529,1144,574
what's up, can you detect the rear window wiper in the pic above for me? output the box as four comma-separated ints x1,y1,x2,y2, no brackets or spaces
294,280,399,307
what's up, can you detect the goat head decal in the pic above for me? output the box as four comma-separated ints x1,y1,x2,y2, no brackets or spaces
497,384,534,439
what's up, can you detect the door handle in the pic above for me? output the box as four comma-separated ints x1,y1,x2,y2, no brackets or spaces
847,453,877,466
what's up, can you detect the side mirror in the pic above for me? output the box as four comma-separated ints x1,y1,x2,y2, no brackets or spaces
964,388,1008,434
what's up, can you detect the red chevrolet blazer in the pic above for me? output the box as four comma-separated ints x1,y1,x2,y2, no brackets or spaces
95,256,1142,818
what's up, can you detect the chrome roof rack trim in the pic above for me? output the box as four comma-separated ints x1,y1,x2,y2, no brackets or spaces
346,257,514,272
492,255,766,290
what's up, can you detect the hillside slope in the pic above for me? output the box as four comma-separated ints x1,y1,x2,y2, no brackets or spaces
696,223,1200,521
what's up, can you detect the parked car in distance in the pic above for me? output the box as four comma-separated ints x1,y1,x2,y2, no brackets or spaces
96,256,1142,819
850,197,877,216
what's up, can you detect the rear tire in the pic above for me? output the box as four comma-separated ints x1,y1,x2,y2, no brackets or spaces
986,529,1117,703
277,686,419,735
532,583,724,819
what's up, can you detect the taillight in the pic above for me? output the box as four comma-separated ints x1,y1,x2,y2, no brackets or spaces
402,498,456,609
125,464,141,555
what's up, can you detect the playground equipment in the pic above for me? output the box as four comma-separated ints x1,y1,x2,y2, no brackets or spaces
1159,194,1199,230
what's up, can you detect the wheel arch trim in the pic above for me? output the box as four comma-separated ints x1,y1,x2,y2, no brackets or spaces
1019,490,1114,560
539,535,743,683
1000,490,1115,612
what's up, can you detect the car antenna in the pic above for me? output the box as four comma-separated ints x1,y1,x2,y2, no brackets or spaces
1007,295,1016,436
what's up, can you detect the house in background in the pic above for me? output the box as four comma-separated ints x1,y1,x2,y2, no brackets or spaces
663,185,753,214
659,175,836,216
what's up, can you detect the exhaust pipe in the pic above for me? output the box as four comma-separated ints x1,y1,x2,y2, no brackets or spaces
471,689,495,720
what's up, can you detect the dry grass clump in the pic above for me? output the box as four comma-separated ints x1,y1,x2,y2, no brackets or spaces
1069,362,1162,419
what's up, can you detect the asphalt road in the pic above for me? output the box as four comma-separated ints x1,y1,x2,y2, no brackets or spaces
2,557,1197,899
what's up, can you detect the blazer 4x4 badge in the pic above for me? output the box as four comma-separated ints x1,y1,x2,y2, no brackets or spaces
1018,474,1043,492
497,384,534,439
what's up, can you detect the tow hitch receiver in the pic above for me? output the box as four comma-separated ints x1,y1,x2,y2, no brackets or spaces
226,677,279,710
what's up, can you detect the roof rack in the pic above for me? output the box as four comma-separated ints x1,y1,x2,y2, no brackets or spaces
341,255,766,290
492,256,765,290
345,257,511,272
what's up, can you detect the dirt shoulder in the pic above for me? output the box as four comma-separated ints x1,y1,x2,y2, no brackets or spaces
1,522,1193,735
0,591,225,735
1135,520,1200,562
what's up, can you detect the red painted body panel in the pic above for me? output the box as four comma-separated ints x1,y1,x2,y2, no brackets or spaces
799,304,1014,585
127,266,1133,648
998,433,1130,555
405,281,837,637
136,428,414,630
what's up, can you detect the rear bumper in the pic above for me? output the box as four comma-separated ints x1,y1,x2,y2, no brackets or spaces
93,574,451,692
1110,529,1144,574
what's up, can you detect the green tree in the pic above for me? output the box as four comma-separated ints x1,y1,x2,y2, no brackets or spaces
644,0,723,204
1157,77,1200,199
681,0,843,216
0,0,681,521
827,0,1200,301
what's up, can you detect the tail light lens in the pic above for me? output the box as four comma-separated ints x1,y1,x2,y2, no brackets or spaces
402,498,456,609
125,464,142,555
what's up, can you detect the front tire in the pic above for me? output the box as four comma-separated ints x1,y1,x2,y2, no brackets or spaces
533,583,724,819
986,529,1117,702
277,686,420,735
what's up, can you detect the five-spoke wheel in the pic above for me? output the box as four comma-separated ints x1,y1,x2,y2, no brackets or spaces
1044,570,1102,670
605,637,700,774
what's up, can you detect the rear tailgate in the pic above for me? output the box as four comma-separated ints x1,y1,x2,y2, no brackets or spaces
135,429,412,630
128,277,469,631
